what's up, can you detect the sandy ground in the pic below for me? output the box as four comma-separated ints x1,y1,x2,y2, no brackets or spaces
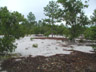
13,35,94,57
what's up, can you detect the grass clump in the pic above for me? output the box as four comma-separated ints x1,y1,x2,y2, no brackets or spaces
32,44,38,48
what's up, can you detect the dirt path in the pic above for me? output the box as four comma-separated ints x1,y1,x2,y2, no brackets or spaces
1,51,96,72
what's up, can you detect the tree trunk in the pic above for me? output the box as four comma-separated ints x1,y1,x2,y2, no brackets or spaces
51,17,54,38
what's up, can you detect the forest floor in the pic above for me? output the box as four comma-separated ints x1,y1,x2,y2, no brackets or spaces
0,35,96,72
1,51,96,72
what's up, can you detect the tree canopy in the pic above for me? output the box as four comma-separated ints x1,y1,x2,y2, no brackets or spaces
27,12,36,24
58,0,89,40
44,1,60,37
91,9,96,26
0,7,26,53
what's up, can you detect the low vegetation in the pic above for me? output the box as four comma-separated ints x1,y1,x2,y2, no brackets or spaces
32,44,38,48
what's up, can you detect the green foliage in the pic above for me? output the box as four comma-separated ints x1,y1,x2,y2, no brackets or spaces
84,26,96,40
32,44,38,48
44,1,59,19
21,12,37,35
58,0,89,40
44,31,51,37
91,9,96,26
69,25,85,39
63,27,70,38
84,27,93,39
27,12,36,24
0,7,26,54
90,26,96,40
44,1,60,37
0,36,16,53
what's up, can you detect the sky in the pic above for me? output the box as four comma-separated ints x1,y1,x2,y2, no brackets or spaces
0,0,96,21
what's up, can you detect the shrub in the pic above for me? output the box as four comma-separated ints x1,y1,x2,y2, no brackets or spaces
32,44,38,48
84,26,96,40
0,36,16,54
0,7,26,54
90,26,96,40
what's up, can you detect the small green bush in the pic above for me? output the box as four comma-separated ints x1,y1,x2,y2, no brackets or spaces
32,44,38,48
0,36,16,54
